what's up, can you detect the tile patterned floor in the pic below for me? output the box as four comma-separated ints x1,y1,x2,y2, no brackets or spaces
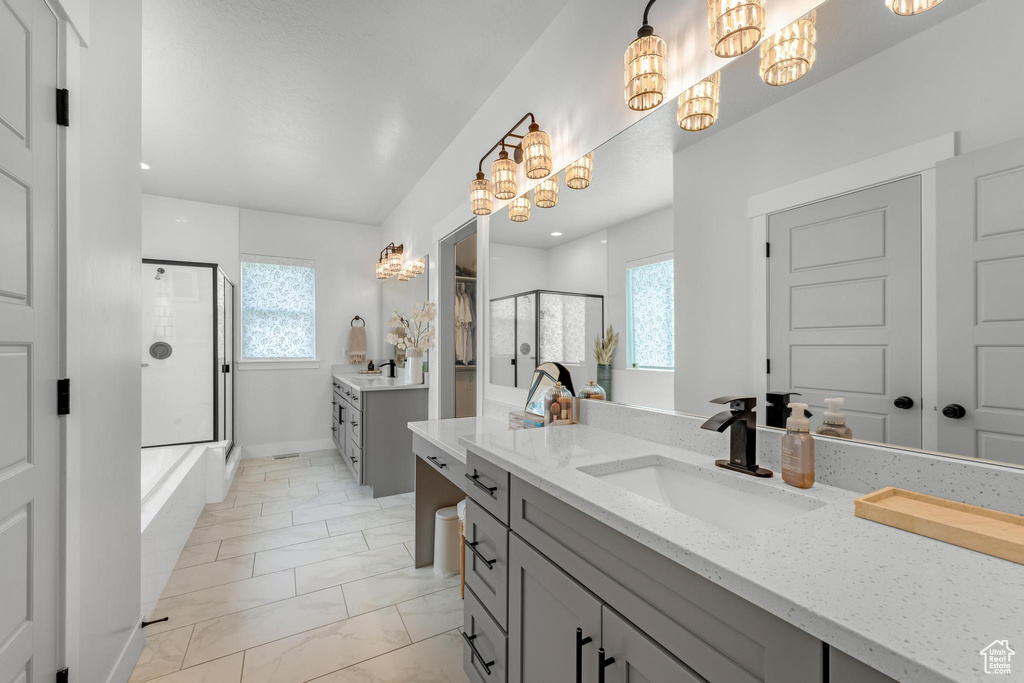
131,449,469,683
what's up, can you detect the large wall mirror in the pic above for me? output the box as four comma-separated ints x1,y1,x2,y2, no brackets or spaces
487,0,1024,469
381,255,429,370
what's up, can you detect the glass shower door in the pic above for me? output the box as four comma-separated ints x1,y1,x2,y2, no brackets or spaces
516,293,536,388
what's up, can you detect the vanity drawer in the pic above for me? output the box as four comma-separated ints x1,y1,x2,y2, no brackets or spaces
413,434,466,485
346,440,362,481
465,585,508,683
348,414,362,447
465,498,509,629
466,449,510,525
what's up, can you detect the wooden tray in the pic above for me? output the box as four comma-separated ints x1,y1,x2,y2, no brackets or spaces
854,487,1024,565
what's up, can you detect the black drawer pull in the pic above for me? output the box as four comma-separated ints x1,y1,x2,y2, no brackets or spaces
350,420,358,426
464,539,495,570
427,455,447,469
576,628,593,683
331,427,336,432
598,648,616,683
462,632,494,676
350,456,358,463
465,472,497,497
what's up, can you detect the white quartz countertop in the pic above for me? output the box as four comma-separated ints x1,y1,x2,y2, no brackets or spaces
333,373,428,392
408,417,508,463
455,423,1024,683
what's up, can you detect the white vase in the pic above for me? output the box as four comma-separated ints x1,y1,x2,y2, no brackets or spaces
405,349,424,384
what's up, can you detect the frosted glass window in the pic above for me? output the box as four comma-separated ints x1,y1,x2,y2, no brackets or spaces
240,255,316,359
627,258,674,369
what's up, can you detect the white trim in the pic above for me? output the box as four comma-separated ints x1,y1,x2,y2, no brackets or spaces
236,359,321,370
626,251,673,269
102,616,145,683
240,438,337,459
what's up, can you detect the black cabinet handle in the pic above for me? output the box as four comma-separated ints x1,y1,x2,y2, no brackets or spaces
427,455,447,469
464,539,495,570
576,628,593,683
598,648,616,683
893,396,914,410
350,420,358,426
462,632,494,676
465,472,497,497
350,456,358,463
331,427,336,432
942,403,967,419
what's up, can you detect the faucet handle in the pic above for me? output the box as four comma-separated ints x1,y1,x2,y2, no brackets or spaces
710,396,757,411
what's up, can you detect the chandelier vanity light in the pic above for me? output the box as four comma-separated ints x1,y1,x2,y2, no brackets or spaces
534,176,559,209
565,152,594,190
759,11,817,87
885,0,943,15
708,0,766,58
624,0,667,111
468,112,553,215
508,194,531,222
677,72,721,131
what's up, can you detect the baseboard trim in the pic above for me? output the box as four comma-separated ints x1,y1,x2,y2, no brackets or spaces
103,615,145,683
240,438,337,459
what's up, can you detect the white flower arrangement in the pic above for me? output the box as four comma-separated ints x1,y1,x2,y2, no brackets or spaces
385,300,436,353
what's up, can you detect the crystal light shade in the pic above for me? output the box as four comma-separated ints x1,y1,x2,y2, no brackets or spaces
398,265,411,281
509,195,531,223
708,0,765,58
388,246,403,274
565,152,594,190
522,124,553,180
534,176,559,209
492,150,518,200
624,33,667,111
376,260,388,280
677,72,721,132
410,258,425,275
470,173,493,215
885,0,943,15
759,11,816,87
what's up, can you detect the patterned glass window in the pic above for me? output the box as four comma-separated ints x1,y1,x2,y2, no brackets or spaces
240,254,316,359
626,257,674,369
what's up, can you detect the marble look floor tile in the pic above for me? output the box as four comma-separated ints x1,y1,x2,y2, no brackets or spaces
147,570,296,635
254,532,368,576
143,653,243,683
343,487,373,501
128,625,193,683
295,545,413,595
182,587,348,668
343,566,459,617
173,541,221,571
292,498,380,525
233,470,267,483
161,555,255,598
362,521,414,549
287,471,356,487
260,490,358,517
316,479,361,494
232,485,320,507
308,629,469,683
403,541,415,557
325,506,413,536
218,522,328,559
303,454,345,467
185,512,293,546
396,587,463,642
194,504,263,528
228,480,293,493
202,497,236,513
300,448,342,459
240,606,410,683
265,464,340,481
238,459,312,475
377,493,415,509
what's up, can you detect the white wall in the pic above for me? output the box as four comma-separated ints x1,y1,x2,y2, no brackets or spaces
548,230,608,296
142,194,240,282
672,0,1024,417
488,243,550,299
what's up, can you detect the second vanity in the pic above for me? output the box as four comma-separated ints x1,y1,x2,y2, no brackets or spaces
409,413,1024,683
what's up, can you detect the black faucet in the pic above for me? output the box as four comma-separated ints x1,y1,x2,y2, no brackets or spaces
765,392,813,429
379,360,396,378
700,396,773,478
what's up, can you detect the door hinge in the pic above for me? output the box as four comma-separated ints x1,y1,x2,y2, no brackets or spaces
765,242,770,258
57,378,70,416
56,88,70,127
56,669,69,683
222,363,231,373
766,359,771,374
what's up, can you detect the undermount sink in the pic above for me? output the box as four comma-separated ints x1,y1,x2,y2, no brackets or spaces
581,457,826,534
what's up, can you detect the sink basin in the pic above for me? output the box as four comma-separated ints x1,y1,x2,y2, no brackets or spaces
581,457,825,534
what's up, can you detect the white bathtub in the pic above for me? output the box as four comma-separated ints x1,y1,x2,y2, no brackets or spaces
140,442,240,616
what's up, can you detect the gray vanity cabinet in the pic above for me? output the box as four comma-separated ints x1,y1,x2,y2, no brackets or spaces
507,534,602,683
601,607,707,683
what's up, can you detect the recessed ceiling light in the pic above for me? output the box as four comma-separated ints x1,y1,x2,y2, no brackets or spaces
140,162,150,170
550,232,563,237
600,239,607,243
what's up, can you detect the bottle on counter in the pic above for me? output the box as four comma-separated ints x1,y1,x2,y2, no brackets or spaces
781,402,815,489
543,382,573,425
816,397,852,439
367,360,375,372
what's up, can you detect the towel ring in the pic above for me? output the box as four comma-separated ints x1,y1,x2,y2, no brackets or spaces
350,315,365,328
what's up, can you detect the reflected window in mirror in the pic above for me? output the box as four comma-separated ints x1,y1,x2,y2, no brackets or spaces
626,256,674,370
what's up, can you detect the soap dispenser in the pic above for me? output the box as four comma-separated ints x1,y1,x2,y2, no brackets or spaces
816,397,852,439
781,402,815,489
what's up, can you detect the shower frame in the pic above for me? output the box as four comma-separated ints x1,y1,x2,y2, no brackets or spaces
143,258,234,450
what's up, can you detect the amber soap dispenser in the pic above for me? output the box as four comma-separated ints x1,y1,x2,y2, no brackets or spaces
781,402,815,488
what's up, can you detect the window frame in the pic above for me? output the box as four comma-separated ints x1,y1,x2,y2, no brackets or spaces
238,253,318,367
625,253,675,371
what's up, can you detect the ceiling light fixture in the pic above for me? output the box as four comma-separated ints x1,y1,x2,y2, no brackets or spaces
140,162,150,170
759,11,816,87
509,195,531,223
565,152,594,190
885,0,943,15
677,72,721,132
376,242,404,279
469,113,553,214
492,147,518,200
550,232,563,237
624,0,667,111
470,174,493,216
410,258,426,276
708,0,766,58
534,175,559,209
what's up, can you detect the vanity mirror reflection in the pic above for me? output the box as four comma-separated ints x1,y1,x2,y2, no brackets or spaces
380,255,429,371
487,0,1024,468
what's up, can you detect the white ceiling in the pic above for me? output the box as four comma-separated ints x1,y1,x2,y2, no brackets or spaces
141,0,571,225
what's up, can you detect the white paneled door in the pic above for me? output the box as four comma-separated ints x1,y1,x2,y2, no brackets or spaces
0,0,61,681
768,177,922,448
936,138,1024,464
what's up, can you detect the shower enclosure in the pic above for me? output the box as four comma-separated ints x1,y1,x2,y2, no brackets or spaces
142,259,235,448
490,290,604,390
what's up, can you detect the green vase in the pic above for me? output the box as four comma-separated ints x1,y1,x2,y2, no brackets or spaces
597,364,612,402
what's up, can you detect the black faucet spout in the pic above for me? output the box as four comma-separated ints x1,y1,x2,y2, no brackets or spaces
699,395,773,478
701,410,743,433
